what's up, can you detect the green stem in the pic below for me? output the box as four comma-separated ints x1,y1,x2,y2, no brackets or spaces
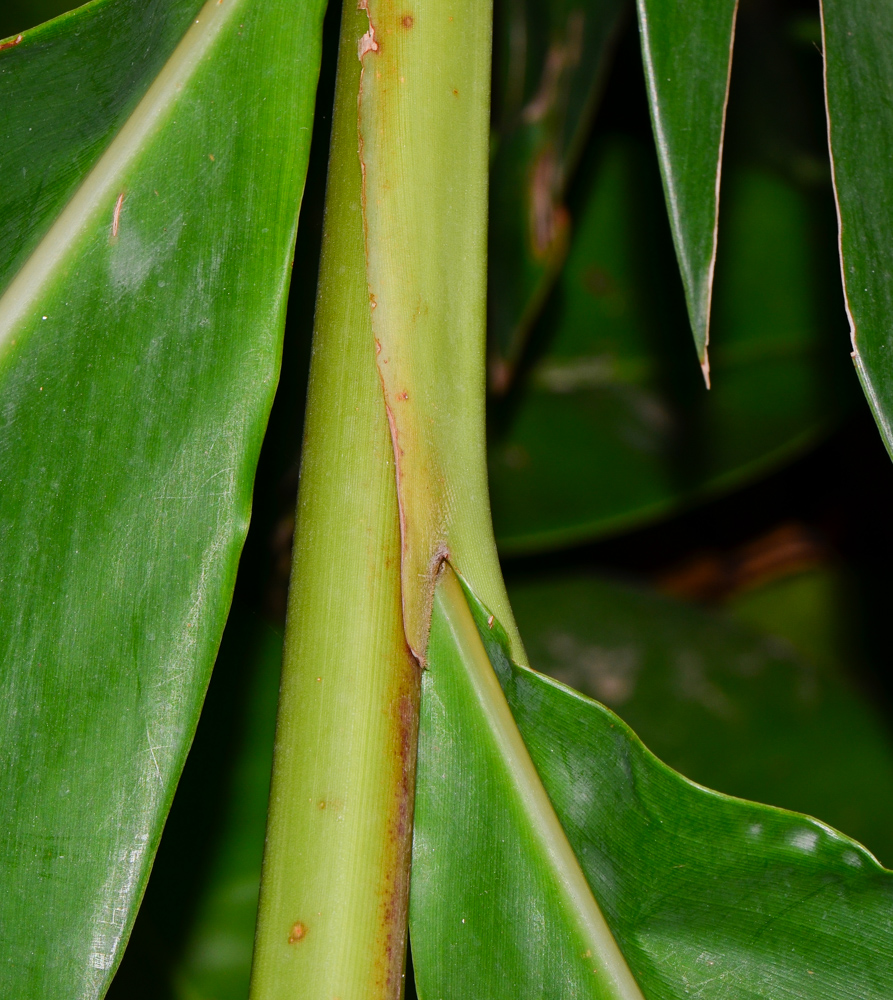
248,5,419,998
252,0,522,994
358,0,524,665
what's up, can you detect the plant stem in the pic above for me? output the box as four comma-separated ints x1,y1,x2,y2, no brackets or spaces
252,0,527,992
248,4,418,997
358,0,524,666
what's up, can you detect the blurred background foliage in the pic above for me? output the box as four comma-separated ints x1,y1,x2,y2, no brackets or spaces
6,0,893,997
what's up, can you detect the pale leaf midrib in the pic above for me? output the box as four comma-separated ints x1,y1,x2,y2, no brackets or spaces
436,564,646,1000
0,0,242,357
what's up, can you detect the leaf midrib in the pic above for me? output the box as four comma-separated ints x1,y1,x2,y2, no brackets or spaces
0,0,242,358
435,564,646,1000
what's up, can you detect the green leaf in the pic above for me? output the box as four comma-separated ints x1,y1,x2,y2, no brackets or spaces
412,571,893,999
489,134,843,553
821,1,893,453
0,0,325,994
412,565,644,1000
508,570,893,865
105,608,282,1000
487,0,625,385
636,0,738,375
107,571,893,996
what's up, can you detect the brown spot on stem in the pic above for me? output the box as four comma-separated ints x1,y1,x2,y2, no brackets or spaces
288,921,306,944
402,13,413,28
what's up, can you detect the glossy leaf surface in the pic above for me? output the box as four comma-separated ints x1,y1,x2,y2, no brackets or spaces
636,0,738,373
488,0,624,384
0,0,325,994
412,576,893,999
105,609,282,1000
509,571,893,864
821,0,893,453
109,568,893,995
412,567,643,1000
489,134,843,552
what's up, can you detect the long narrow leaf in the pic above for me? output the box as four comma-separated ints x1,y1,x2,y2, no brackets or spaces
636,0,738,379
821,0,893,451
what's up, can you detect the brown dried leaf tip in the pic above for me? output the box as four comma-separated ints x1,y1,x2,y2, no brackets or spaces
288,921,307,944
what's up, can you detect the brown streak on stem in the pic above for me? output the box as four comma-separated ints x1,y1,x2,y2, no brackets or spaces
373,681,420,996
0,34,23,51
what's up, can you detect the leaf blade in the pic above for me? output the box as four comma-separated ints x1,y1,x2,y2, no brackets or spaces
411,565,643,1000
489,136,843,553
821,0,893,452
412,573,893,999
509,570,893,865
0,1,326,994
487,0,625,384
636,0,738,375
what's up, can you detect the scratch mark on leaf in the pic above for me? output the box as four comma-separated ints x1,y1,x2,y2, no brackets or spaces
111,192,125,240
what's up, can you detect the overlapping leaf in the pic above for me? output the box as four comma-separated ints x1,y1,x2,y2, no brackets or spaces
411,575,893,999
0,0,325,994
104,564,893,995
510,570,893,863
